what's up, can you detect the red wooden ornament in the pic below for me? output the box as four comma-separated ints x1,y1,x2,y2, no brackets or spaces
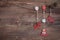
47,16,54,23
41,29,48,37
42,5,46,11
34,22,41,30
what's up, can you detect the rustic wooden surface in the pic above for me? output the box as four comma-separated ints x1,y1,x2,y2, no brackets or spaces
0,1,60,40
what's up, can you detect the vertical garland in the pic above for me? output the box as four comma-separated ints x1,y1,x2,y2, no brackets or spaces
41,5,48,37
47,8,54,23
33,6,41,30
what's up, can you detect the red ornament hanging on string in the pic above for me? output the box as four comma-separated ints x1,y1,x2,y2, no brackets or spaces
40,29,48,37
47,16,54,23
34,22,41,30
42,5,46,11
